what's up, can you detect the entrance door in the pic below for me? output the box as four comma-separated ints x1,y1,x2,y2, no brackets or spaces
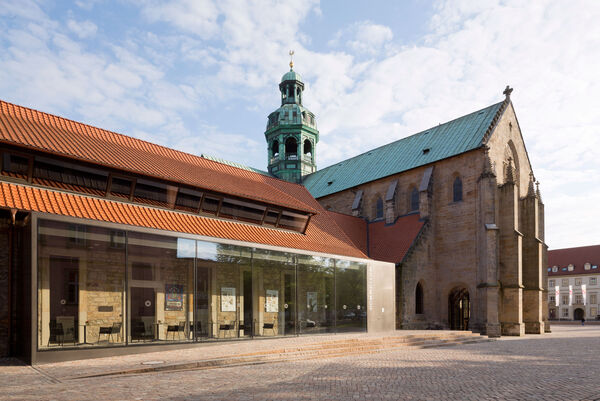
284,273,296,335
242,270,253,336
574,308,584,321
449,288,470,330
49,256,79,344
131,287,156,340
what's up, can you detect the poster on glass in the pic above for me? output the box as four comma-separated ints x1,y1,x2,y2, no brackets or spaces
221,287,236,312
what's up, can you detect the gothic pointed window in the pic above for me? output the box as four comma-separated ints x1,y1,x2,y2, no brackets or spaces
453,176,463,202
410,187,419,212
415,282,424,314
375,197,383,219
285,137,297,160
271,140,279,158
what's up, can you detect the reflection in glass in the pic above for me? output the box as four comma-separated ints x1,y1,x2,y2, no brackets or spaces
127,232,193,343
335,260,367,333
297,256,335,334
253,249,296,336
37,220,125,348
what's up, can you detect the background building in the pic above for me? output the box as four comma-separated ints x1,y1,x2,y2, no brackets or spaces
547,245,600,320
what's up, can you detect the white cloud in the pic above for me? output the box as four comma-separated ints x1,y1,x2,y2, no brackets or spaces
330,21,393,55
67,19,98,38
138,0,220,39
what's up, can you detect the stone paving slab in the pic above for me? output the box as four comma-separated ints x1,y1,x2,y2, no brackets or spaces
2,326,599,400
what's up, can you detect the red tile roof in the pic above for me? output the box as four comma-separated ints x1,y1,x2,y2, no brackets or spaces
326,211,367,253
325,211,424,264
548,245,600,276
368,214,425,264
0,100,315,214
0,181,368,259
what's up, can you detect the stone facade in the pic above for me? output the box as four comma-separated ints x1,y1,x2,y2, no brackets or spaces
317,101,547,336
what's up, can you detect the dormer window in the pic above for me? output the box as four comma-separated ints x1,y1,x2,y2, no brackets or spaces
568,264,574,271
552,266,558,272
584,262,591,270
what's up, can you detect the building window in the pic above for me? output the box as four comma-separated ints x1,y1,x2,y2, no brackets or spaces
549,295,555,304
549,280,555,287
452,176,462,202
271,140,279,157
590,294,597,305
568,264,574,271
285,137,297,159
303,139,312,158
409,187,419,212
585,263,591,270
575,278,582,286
575,294,583,304
561,308,569,317
590,278,597,285
415,282,424,314
562,279,569,287
552,266,558,272
375,197,383,219
561,295,569,305
591,307,598,317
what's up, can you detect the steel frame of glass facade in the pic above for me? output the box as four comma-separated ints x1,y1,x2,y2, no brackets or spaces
34,215,367,352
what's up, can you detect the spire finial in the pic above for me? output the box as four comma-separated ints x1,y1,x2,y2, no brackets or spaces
481,146,496,178
536,181,542,202
289,50,295,70
527,171,536,197
505,157,515,183
503,85,513,99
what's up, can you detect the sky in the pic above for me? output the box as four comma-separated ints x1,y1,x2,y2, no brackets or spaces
0,0,599,251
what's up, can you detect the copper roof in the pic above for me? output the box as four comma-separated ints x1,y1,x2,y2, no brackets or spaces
0,181,368,259
0,100,314,214
548,245,600,276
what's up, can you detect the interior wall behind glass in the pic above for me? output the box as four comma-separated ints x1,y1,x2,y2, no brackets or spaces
127,232,193,342
297,256,334,334
335,260,367,332
37,220,125,348
252,249,296,337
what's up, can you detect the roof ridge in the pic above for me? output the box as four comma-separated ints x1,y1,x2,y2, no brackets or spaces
309,100,504,175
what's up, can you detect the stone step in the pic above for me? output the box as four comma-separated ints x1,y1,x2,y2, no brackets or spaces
67,333,492,380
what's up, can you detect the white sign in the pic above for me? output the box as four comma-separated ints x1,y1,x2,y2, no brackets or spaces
554,286,559,307
569,285,573,306
582,284,587,306
221,287,236,312
265,289,279,313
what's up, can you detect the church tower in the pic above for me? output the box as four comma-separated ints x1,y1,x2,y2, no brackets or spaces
265,53,319,183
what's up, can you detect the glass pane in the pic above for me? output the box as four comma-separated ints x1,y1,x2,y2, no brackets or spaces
201,195,220,215
297,256,334,334
127,232,193,343
2,153,29,179
175,188,202,212
263,210,280,227
110,177,132,198
33,156,108,195
37,220,125,349
335,260,367,333
252,249,296,337
219,198,266,224
133,179,169,207
278,211,308,232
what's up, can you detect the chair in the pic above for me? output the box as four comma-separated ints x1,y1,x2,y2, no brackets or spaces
263,317,276,336
219,320,236,338
167,321,187,340
48,320,64,346
98,322,122,343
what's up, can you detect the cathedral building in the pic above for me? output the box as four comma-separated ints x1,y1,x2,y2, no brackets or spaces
267,64,549,337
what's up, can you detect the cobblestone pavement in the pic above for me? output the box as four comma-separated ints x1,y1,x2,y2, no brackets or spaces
2,325,600,400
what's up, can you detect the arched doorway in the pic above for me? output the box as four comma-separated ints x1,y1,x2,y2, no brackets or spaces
449,288,469,330
574,308,584,320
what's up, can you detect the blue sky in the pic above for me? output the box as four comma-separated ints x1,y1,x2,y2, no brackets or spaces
1,0,599,250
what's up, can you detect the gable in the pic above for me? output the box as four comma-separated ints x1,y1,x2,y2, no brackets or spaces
303,101,505,199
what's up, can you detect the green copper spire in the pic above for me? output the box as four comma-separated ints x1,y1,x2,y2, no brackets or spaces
265,53,319,183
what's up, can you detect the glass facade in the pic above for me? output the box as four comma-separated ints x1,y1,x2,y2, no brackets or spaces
37,219,367,350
